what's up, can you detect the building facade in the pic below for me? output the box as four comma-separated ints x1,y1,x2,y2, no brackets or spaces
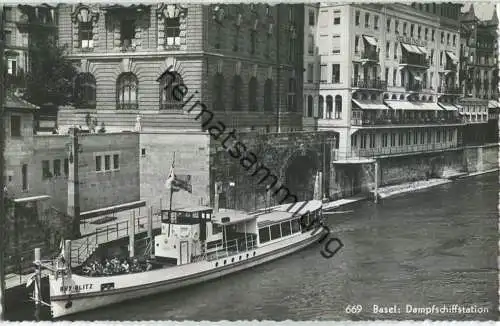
459,4,499,145
56,4,305,133
304,3,466,162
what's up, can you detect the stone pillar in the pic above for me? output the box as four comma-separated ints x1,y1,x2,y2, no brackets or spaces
129,211,135,258
67,129,81,238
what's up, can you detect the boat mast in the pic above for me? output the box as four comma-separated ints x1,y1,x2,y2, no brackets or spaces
168,152,176,237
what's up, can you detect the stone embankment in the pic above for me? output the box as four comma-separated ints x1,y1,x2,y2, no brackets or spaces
372,178,452,200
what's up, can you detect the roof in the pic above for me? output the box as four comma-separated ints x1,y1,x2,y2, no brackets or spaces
5,92,39,111
169,206,212,213
212,209,256,226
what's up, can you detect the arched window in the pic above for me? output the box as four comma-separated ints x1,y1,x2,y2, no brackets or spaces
287,78,296,112
326,95,333,119
74,72,96,108
159,70,184,110
116,72,138,110
232,75,243,111
383,93,389,100
213,73,225,111
335,95,342,119
391,94,397,100
399,94,405,100
264,79,273,112
318,96,324,118
248,77,258,111
307,95,313,117
428,96,433,102
307,34,314,55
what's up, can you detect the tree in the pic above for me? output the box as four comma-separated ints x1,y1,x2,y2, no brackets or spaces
22,15,77,109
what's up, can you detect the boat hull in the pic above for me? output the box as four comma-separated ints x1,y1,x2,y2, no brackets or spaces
50,228,325,319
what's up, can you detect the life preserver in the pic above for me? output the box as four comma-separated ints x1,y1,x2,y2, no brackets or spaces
192,232,199,241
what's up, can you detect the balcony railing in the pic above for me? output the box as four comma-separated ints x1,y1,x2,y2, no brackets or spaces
399,57,430,68
348,143,462,159
351,116,464,126
361,50,379,62
351,79,387,91
437,86,461,94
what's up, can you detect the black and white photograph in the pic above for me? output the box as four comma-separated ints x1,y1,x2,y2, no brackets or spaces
0,1,498,322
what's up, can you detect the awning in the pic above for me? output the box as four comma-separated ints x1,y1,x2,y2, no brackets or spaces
416,46,428,55
384,100,427,111
352,99,389,110
401,43,422,55
437,103,458,111
413,76,422,81
418,102,446,111
445,51,459,64
363,35,378,47
488,100,499,109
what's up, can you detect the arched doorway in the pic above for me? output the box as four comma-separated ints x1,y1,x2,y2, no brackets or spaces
282,151,320,203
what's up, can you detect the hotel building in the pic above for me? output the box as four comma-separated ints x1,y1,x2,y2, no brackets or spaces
304,3,466,162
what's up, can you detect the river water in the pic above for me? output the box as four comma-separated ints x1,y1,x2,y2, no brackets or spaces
10,173,500,321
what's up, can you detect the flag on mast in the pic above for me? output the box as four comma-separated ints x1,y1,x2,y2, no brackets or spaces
165,156,192,193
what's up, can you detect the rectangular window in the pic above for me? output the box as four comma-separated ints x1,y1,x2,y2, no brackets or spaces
392,70,397,86
104,155,111,171
431,29,435,41
360,134,367,148
64,158,69,176
355,11,360,26
42,160,50,180
382,133,388,147
3,30,12,46
443,130,447,142
320,64,327,83
386,18,391,32
4,7,13,21
398,133,404,146
333,10,341,25
395,20,399,34
113,154,120,170
120,19,135,47
332,35,340,54
309,10,315,26
448,129,453,142
374,15,379,30
22,164,28,191
420,131,425,144
307,63,314,82
364,13,370,28
385,68,389,82
79,22,93,48
351,134,358,147
331,64,340,83
390,133,396,146
319,10,328,28
436,130,441,143
406,131,411,145
369,134,375,148
413,131,418,145
394,42,398,59
95,156,102,172
10,115,21,137
386,42,390,58
427,131,432,143
259,228,270,243
53,159,61,177
354,35,360,54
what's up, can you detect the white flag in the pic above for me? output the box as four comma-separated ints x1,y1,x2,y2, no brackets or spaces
165,165,175,190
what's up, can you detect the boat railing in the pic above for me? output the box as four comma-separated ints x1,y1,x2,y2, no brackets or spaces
207,235,258,261
70,213,162,267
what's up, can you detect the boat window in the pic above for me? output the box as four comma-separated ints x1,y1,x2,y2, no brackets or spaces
213,224,222,235
281,221,292,236
291,219,301,233
259,227,270,243
270,224,281,240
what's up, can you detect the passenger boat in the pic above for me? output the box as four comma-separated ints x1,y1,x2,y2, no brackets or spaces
35,200,326,318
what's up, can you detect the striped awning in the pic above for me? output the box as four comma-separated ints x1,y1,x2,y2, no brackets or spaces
488,100,499,109
416,46,428,55
363,35,378,47
352,99,389,110
417,102,445,111
385,100,426,110
445,51,459,64
401,43,421,55
437,103,458,111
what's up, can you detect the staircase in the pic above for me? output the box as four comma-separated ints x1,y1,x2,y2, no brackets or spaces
69,213,162,268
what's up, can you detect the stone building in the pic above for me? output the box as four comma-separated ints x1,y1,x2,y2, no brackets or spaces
459,4,499,145
56,4,305,133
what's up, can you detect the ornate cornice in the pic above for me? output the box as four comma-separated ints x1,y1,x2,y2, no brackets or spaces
71,4,99,24
157,4,187,19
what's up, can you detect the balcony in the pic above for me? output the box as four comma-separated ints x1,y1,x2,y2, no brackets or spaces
351,79,387,91
360,50,379,63
351,116,464,127
399,57,430,69
437,86,462,95
345,143,462,159
16,6,57,30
